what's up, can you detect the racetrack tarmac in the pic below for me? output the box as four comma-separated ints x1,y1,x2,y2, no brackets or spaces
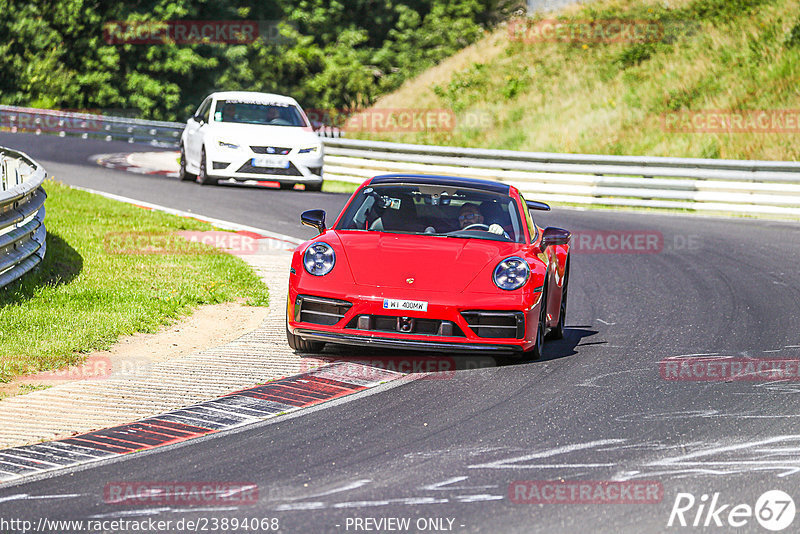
2,131,800,533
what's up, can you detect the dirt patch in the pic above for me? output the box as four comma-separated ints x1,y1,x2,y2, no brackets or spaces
1,301,268,398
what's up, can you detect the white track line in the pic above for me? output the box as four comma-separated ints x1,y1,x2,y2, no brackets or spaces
69,185,304,247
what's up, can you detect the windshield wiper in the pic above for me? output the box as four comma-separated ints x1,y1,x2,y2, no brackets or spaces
444,231,511,242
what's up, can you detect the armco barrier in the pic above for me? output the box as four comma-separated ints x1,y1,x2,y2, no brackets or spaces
0,147,47,288
3,105,800,216
0,104,341,146
322,138,800,217
0,105,184,147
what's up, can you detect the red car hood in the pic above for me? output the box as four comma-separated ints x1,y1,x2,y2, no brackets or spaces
336,231,516,293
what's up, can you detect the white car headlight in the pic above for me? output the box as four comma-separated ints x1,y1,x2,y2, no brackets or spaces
298,145,320,154
303,242,335,276
218,140,240,149
493,257,530,290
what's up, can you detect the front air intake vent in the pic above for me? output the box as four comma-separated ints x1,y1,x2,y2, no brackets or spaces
461,311,525,339
237,162,302,176
295,295,352,326
345,315,465,337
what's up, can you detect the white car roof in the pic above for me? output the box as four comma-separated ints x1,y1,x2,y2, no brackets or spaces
209,91,300,107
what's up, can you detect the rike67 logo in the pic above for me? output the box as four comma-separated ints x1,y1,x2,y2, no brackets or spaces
668,490,795,531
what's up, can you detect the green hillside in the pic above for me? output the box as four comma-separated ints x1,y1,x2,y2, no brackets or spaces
353,0,800,161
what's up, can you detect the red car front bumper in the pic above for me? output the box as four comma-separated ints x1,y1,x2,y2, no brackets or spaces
286,283,544,355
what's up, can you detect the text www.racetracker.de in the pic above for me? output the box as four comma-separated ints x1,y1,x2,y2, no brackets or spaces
0,516,281,533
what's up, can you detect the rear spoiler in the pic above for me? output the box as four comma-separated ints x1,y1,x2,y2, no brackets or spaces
525,200,551,211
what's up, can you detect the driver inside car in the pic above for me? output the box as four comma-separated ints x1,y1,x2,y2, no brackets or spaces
458,203,505,235
221,104,236,122
265,106,281,123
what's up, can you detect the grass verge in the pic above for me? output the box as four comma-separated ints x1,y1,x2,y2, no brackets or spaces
322,179,360,194
0,179,269,383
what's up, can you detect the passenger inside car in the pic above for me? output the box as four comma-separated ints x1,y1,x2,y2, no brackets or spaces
221,104,236,122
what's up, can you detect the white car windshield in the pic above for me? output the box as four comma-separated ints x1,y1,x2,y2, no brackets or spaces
336,184,525,243
213,100,308,127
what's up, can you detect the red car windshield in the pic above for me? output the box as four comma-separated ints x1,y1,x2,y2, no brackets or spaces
336,184,525,243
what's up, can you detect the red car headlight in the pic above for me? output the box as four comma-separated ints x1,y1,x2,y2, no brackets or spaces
493,257,530,290
303,242,336,276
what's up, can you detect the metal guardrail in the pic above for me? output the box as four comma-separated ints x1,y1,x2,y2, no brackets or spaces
0,105,183,147
0,105,342,146
322,138,800,216
3,105,800,216
0,147,47,288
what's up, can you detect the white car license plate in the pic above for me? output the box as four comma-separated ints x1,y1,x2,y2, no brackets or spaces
383,299,428,312
251,155,290,168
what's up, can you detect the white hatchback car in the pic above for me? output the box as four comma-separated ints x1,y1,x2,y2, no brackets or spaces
180,91,324,190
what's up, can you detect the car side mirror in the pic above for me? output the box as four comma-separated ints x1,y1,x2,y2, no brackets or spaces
525,200,551,211
301,209,326,234
540,227,571,250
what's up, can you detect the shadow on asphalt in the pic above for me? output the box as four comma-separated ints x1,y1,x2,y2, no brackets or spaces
537,326,601,363
292,325,600,376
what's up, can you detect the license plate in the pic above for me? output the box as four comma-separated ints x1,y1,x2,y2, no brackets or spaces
251,155,290,168
383,298,428,312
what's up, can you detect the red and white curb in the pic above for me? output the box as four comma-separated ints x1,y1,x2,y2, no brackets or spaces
92,152,178,178
0,362,402,484
0,184,388,485
91,151,316,189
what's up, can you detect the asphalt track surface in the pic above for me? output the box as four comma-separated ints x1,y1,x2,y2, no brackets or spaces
2,131,800,533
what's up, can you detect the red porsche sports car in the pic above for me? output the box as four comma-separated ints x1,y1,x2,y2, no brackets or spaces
286,174,571,358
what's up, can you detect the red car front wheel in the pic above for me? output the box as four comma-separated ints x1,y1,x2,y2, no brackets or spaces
525,283,548,360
